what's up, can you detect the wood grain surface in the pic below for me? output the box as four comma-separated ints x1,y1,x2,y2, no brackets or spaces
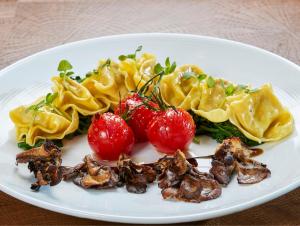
0,0,300,225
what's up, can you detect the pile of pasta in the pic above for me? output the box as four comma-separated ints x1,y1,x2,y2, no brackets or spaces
10,53,294,146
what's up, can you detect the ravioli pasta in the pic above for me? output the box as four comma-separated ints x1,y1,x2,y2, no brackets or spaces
9,52,294,146
10,98,79,146
227,84,293,143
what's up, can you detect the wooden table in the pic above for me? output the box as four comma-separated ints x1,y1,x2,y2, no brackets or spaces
0,0,299,225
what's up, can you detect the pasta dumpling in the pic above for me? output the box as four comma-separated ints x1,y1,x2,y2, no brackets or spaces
9,98,79,146
52,76,105,115
191,78,229,123
227,84,293,143
160,65,202,109
120,53,157,93
81,60,127,110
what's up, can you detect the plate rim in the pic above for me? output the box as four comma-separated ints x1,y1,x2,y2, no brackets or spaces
0,33,300,224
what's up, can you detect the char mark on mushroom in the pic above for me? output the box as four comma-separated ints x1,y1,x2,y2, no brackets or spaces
16,140,63,191
209,137,271,186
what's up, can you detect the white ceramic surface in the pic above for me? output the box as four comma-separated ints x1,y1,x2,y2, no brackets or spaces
0,33,299,224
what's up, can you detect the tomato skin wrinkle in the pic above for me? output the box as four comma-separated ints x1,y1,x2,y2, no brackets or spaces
115,93,158,143
147,108,195,154
87,112,135,161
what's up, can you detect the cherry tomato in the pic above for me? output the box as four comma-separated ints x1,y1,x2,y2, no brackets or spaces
115,93,159,142
147,108,195,154
87,112,135,160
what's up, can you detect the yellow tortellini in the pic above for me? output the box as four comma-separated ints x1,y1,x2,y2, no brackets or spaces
52,76,106,116
9,52,294,146
227,84,294,143
191,78,229,123
120,53,157,93
9,98,78,146
81,60,127,109
160,65,202,109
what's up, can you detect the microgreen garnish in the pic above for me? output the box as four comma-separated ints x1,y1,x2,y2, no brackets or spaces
26,92,58,114
197,73,207,81
57,60,74,78
154,63,164,74
118,45,143,61
58,60,72,72
101,58,111,68
181,72,207,81
71,76,84,83
225,84,235,96
154,57,176,75
207,76,215,88
45,92,58,105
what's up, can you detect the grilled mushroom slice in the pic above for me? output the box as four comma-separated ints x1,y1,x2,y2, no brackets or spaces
236,159,271,184
63,155,118,189
210,137,271,185
16,141,63,191
117,155,157,194
158,150,222,203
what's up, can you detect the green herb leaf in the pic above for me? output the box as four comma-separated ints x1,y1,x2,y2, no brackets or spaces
118,46,143,61
57,60,73,72
45,92,58,105
225,84,235,96
135,45,143,53
127,54,136,59
118,55,127,61
207,76,215,88
182,71,196,80
66,71,74,76
165,57,170,68
197,73,207,81
26,99,45,113
71,75,84,83
101,58,111,68
154,63,164,74
170,62,176,73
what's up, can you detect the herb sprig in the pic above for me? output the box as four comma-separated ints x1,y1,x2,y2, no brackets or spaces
181,71,207,81
119,45,143,61
154,57,176,75
58,60,74,78
26,92,58,114
207,76,215,88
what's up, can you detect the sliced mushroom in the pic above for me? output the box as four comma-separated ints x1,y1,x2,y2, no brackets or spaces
63,154,118,189
158,150,222,203
236,159,271,184
118,155,156,194
210,159,235,185
16,140,63,191
210,137,271,185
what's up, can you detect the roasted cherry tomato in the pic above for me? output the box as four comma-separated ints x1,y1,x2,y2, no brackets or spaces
115,93,158,142
147,108,195,154
87,112,135,160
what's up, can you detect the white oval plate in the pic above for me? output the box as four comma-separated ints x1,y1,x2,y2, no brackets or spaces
0,33,300,224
